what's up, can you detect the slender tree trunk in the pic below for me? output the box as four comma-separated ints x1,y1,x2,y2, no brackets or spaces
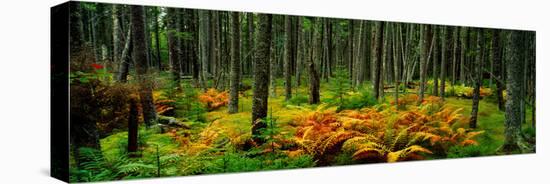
198,10,210,90
154,7,162,70
284,16,293,101
440,27,448,99
228,12,240,114
308,18,321,104
418,25,429,104
373,22,384,99
296,18,303,88
432,26,439,96
251,14,272,144
393,23,401,109
451,27,458,85
460,27,467,84
117,28,132,82
112,5,122,66
492,30,505,111
348,20,355,86
131,5,157,126
166,8,181,85
469,29,483,129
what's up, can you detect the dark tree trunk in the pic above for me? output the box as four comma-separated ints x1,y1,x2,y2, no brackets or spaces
451,27,458,85
70,2,84,53
228,12,240,114
460,27,467,84
154,7,162,70
308,18,321,104
199,10,210,90
432,26,439,96
348,20,354,86
469,29,484,129
131,5,157,126
373,22,385,99
251,14,272,144
492,30,505,111
418,25,432,104
127,97,138,153
284,16,293,101
166,8,181,85
440,27,448,99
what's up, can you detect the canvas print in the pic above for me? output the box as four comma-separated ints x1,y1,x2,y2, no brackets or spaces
51,1,536,182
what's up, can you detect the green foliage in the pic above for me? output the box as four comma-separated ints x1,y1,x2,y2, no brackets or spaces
175,82,207,122
337,87,378,111
179,151,315,175
327,68,351,107
447,144,496,158
70,66,112,84
285,94,309,106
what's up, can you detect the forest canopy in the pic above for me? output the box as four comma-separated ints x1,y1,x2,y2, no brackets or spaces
65,1,535,182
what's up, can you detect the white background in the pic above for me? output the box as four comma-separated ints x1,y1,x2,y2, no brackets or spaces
0,0,548,183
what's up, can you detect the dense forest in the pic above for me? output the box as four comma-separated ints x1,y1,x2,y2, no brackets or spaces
67,2,536,182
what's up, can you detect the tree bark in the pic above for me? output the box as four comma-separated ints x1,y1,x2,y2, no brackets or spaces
432,26,439,96
131,5,157,126
251,14,272,144
492,30,505,111
440,27,448,99
502,31,526,152
154,7,162,70
228,12,240,114
117,28,132,82
166,8,181,85
127,97,138,153
308,18,321,104
284,15,293,101
198,10,210,90
469,29,483,129
373,22,385,99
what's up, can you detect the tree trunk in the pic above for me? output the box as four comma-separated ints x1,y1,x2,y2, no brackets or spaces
460,27,467,84
502,31,526,152
440,27,448,99
432,26,439,96
117,28,132,82
492,30,505,111
308,18,321,104
70,2,84,54
296,17,303,88
284,16,293,101
373,22,384,99
154,7,162,71
451,27,458,85
228,12,240,114
112,5,122,66
127,97,138,153
131,5,157,126
393,23,401,109
198,10,210,90
251,14,272,144
166,8,181,85
469,29,483,129
347,20,356,88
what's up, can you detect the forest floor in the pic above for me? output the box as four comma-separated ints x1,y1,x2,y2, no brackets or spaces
93,77,535,179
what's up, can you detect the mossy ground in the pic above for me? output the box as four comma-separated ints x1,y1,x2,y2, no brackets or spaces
97,77,535,178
